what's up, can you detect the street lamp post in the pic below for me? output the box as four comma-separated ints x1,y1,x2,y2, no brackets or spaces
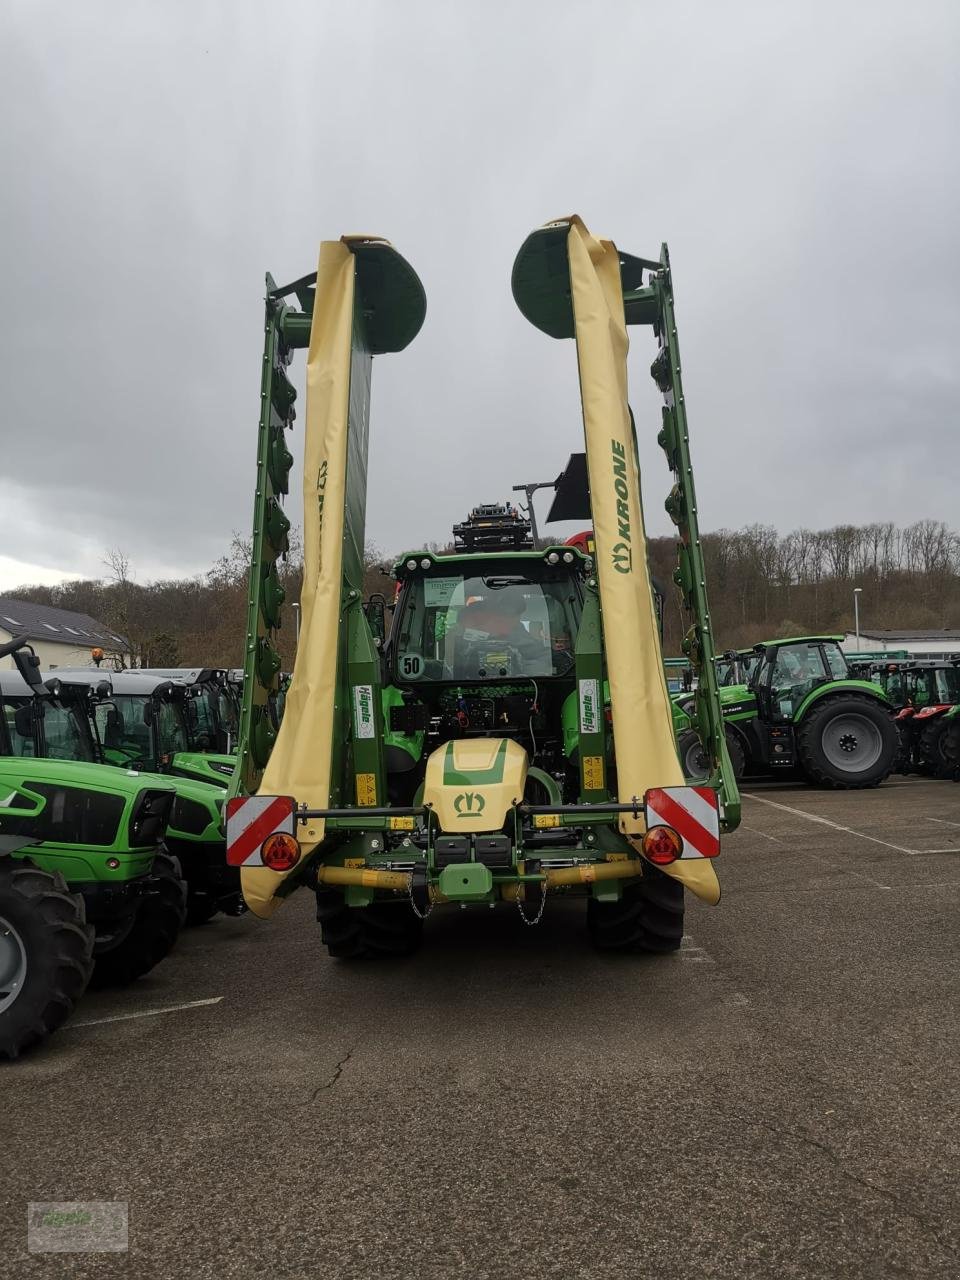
853,587,862,651
291,602,301,645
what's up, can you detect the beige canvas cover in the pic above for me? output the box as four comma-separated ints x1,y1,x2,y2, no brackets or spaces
565,216,719,904
242,240,357,917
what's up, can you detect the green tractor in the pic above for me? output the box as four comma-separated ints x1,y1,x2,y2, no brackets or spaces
225,218,740,958
136,667,240,759
850,657,960,777
35,669,237,925
56,668,234,787
676,635,900,788
0,640,184,1059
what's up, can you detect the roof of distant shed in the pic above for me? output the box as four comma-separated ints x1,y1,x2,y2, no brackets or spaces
851,628,960,641
0,596,127,648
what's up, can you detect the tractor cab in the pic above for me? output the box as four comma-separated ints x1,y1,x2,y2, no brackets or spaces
749,637,851,722
51,670,234,787
0,668,105,765
382,547,586,805
716,649,759,688
136,668,240,755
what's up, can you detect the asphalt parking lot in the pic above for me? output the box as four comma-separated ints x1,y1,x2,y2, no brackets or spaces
5,777,960,1279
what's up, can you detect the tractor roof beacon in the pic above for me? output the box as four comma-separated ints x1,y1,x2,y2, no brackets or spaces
226,219,739,960
675,635,900,788
0,639,184,1059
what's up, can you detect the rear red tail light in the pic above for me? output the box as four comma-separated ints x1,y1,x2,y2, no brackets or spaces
642,824,683,866
261,832,300,871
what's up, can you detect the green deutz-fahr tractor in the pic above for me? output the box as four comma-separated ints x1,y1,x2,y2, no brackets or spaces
225,218,740,958
849,657,960,777
675,635,900,788
27,668,237,925
0,640,185,1059
55,668,235,787
136,668,240,759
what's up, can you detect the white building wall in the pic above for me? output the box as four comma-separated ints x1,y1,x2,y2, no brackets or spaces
842,632,960,657
0,627,112,671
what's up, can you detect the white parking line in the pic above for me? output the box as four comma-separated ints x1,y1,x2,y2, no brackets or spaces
743,793,959,857
923,816,960,829
69,997,224,1029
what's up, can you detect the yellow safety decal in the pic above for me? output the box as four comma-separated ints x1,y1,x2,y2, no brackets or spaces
344,857,366,868
582,755,605,790
388,816,415,830
606,852,629,862
534,814,561,829
356,773,377,806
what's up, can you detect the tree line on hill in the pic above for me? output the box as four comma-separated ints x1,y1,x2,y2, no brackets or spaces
7,519,958,668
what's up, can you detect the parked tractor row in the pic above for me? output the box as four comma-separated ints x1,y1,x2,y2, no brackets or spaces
0,651,244,1058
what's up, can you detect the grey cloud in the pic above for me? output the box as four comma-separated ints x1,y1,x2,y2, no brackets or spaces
0,0,958,588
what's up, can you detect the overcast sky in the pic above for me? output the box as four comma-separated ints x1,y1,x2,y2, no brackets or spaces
1,0,958,590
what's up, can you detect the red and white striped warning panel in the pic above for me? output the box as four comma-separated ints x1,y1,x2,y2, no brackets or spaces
225,795,295,867
644,786,720,859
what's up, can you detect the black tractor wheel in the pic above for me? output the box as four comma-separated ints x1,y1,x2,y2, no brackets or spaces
940,720,960,779
91,852,187,987
678,728,745,782
587,863,685,953
796,696,899,789
917,719,952,778
0,857,94,1060
316,891,423,960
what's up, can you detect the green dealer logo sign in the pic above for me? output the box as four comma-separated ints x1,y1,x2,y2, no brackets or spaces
353,685,375,740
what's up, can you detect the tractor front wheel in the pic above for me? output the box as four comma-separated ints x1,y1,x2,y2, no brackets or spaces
797,696,899,789
316,891,423,960
587,863,685,953
92,852,187,986
0,857,94,1060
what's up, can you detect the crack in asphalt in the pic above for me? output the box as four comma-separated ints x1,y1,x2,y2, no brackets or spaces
307,1047,355,1103
719,1107,957,1256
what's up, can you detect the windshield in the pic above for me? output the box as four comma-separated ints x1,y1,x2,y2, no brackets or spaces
96,696,154,765
42,702,96,762
717,654,760,686
3,700,36,757
395,572,580,681
935,668,960,703
94,694,188,765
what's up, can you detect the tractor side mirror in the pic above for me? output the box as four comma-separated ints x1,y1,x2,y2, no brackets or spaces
11,646,44,691
364,595,387,648
13,703,36,738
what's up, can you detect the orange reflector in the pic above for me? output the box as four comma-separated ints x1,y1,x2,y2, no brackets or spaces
261,831,301,871
642,824,683,866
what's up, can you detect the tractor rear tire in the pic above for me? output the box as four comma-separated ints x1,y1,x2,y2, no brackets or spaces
940,721,960,779
91,852,187,987
0,857,94,1060
918,720,952,778
678,728,745,782
797,696,899,789
317,891,423,960
587,863,685,953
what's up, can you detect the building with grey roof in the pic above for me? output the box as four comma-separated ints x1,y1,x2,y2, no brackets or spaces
0,596,129,670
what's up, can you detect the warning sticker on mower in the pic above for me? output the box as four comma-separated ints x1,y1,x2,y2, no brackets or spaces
582,754,605,790
579,679,600,735
356,773,377,806
353,685,375,739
